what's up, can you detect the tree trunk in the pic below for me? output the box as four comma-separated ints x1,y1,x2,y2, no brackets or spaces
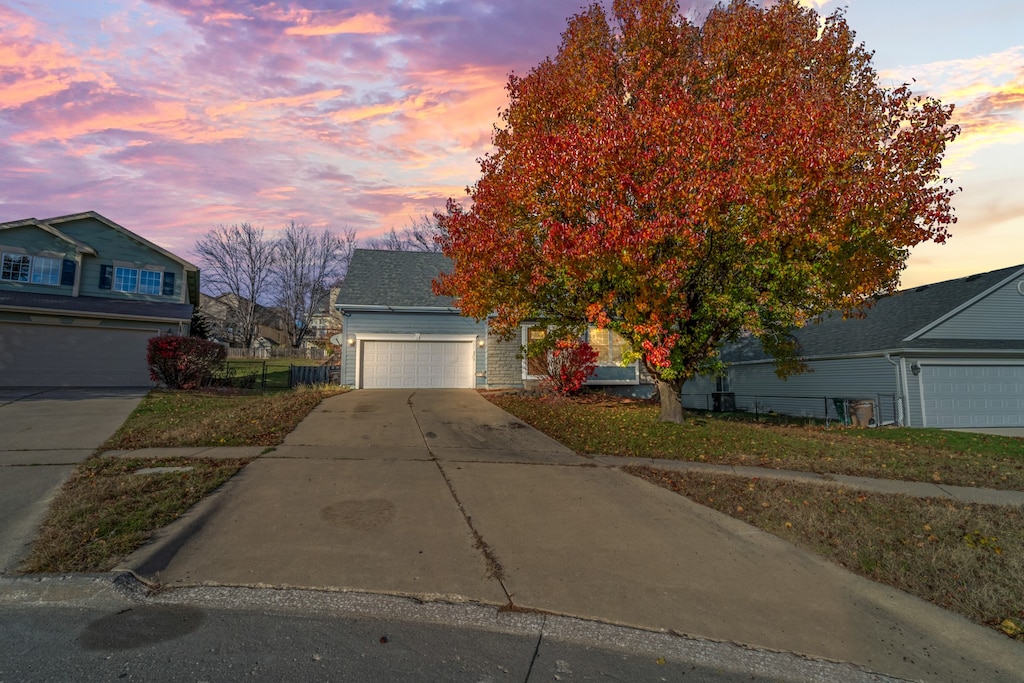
656,378,685,423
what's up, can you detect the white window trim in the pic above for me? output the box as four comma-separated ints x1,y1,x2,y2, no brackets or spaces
30,255,62,286
2,251,64,287
112,261,164,294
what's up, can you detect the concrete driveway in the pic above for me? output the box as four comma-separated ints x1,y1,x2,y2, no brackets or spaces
125,389,1024,683
0,387,146,572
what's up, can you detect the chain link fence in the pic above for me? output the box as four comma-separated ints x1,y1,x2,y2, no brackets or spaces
683,392,903,427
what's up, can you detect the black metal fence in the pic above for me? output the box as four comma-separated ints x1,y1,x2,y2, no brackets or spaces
682,392,903,427
211,361,337,390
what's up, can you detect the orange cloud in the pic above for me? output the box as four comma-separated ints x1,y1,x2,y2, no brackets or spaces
285,12,391,37
12,101,189,143
880,48,1024,171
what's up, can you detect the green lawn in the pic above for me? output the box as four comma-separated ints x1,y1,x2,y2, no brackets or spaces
101,385,346,450
219,357,330,390
487,394,1024,490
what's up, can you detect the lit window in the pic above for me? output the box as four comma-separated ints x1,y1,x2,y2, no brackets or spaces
525,326,547,377
1,253,31,282
30,256,61,285
114,267,139,292
138,269,162,294
587,327,629,365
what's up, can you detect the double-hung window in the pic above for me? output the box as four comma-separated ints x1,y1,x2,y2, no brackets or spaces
113,266,162,294
114,267,139,293
138,269,162,294
1,253,31,282
30,256,61,285
1,252,62,286
522,325,638,384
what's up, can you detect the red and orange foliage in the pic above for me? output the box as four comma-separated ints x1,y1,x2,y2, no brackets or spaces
435,0,959,421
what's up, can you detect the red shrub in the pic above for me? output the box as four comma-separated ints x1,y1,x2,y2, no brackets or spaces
147,335,226,389
542,339,598,395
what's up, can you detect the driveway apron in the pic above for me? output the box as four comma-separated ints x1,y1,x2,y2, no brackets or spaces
0,388,146,572
127,389,1024,683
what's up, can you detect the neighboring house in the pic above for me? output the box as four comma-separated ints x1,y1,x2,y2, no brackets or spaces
335,249,651,393
681,264,1024,429
302,286,344,349
0,211,198,387
199,293,288,348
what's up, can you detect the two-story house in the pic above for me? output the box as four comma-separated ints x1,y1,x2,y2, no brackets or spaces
0,211,199,387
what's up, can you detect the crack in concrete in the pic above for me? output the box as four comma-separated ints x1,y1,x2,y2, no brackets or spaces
406,391,512,601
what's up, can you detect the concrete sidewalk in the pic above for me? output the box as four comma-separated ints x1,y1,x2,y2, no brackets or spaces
0,388,146,572
122,390,1024,683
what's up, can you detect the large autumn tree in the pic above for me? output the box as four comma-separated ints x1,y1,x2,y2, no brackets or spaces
435,0,959,422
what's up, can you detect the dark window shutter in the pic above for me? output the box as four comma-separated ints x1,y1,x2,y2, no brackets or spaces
162,271,175,296
61,259,76,286
99,264,112,290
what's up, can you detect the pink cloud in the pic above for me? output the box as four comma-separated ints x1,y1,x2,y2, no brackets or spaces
285,12,392,37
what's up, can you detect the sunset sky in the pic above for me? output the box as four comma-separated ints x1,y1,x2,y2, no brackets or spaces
1,0,1021,288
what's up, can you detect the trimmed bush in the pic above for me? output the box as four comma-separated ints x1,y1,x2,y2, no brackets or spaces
147,336,227,389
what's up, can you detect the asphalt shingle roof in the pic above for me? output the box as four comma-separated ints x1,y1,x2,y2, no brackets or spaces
0,290,193,320
723,263,1024,362
336,249,455,309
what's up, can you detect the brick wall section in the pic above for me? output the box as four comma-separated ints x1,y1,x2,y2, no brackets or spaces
485,330,524,388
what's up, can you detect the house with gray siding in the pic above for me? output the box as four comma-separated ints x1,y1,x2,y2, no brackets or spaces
335,249,651,392
0,211,198,387
681,264,1024,428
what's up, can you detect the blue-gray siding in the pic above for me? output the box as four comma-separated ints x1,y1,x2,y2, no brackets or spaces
683,356,900,423
919,279,1024,340
340,311,487,387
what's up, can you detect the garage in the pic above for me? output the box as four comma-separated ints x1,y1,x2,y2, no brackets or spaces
0,321,158,387
360,340,476,389
921,364,1024,428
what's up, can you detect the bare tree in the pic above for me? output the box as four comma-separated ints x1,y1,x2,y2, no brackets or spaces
365,214,445,252
273,222,357,348
194,223,277,348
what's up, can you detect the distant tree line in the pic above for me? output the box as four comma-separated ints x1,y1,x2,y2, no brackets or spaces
193,214,445,348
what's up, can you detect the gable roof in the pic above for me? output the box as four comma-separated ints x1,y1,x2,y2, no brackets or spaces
0,217,98,255
724,263,1024,362
42,211,199,272
335,249,455,310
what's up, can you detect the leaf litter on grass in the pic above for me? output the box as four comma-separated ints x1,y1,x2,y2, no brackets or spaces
626,465,1024,642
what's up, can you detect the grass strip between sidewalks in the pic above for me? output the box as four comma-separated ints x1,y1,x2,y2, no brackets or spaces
23,385,346,573
487,394,1024,490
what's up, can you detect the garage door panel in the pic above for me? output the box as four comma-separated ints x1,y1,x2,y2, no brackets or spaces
0,322,155,387
922,365,1024,428
361,340,474,389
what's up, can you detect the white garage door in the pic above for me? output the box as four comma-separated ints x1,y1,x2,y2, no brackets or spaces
360,340,475,389
921,365,1024,428
0,322,156,387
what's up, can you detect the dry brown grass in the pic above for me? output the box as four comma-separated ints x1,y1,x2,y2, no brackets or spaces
626,465,1024,641
23,456,250,573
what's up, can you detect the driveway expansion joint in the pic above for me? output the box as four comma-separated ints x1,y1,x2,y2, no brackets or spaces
407,390,512,601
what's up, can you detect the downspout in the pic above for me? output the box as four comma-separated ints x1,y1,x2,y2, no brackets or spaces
884,353,905,426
